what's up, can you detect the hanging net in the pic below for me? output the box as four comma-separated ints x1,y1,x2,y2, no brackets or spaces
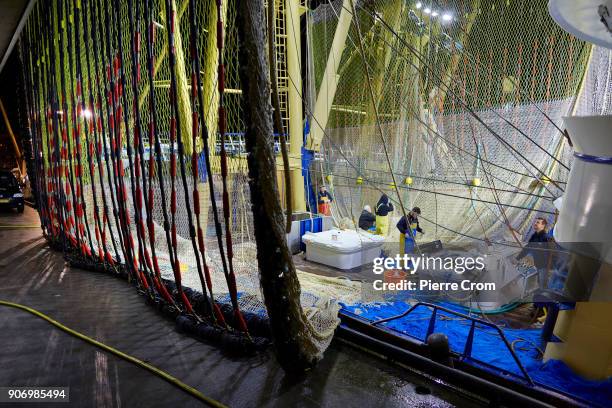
308,0,593,251
17,0,611,357
19,0,349,354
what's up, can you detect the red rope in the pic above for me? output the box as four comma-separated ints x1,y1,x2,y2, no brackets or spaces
166,3,193,314
216,0,247,333
189,5,225,326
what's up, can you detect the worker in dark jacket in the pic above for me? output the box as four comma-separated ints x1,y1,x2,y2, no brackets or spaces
375,194,394,235
317,185,333,216
397,207,423,255
358,205,376,231
515,217,554,289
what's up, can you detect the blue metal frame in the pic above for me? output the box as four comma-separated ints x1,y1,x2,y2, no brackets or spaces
371,302,534,385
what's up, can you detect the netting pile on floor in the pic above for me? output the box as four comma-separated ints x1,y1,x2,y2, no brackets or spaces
308,0,595,248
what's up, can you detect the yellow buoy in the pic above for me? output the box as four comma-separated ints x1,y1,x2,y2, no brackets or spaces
389,182,396,189
404,176,413,185
471,177,481,187
356,176,363,185
502,75,517,94
540,175,550,185
326,175,333,183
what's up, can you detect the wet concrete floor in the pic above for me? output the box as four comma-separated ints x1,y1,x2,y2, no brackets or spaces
0,207,483,407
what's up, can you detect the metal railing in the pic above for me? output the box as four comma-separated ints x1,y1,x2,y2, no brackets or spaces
214,132,289,156
372,302,534,385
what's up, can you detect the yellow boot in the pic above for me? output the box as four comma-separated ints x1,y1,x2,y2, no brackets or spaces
375,215,389,236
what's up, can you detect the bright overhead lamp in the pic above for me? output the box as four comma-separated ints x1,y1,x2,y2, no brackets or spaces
431,11,439,17
442,13,453,22
424,7,431,14
415,2,422,9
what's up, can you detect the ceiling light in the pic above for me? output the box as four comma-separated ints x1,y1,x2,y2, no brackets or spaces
81,109,92,119
424,7,431,14
415,2,422,9
442,13,453,22
431,11,439,17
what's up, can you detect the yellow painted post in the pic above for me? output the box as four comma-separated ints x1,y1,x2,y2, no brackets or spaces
0,97,24,176
201,0,227,155
285,0,305,212
544,297,612,379
306,0,353,152
172,0,193,156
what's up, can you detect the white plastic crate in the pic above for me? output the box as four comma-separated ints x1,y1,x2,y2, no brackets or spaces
302,229,385,270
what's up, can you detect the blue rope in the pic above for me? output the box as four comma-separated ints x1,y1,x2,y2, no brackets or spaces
573,152,612,165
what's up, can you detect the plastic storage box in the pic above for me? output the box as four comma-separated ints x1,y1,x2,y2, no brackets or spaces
302,229,385,269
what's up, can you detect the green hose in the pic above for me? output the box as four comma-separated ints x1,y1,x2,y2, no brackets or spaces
450,301,521,315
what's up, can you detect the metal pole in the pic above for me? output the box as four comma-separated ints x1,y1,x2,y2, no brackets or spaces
285,0,306,212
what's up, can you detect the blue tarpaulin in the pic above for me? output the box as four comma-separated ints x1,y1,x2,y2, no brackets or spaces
341,301,612,407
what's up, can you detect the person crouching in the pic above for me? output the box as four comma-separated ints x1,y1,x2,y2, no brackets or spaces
358,205,376,231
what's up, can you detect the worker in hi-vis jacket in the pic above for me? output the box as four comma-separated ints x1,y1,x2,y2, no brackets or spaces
375,194,394,235
317,185,333,216
397,207,423,255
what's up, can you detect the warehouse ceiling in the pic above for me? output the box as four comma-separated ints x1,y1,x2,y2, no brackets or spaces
0,0,29,73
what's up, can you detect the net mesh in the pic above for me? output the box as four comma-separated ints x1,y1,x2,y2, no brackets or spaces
308,0,590,248
21,0,346,354
574,45,612,117
18,0,611,357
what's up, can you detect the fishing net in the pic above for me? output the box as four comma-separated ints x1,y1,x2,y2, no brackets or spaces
574,45,612,117
308,0,591,250
20,0,349,355
17,0,609,358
